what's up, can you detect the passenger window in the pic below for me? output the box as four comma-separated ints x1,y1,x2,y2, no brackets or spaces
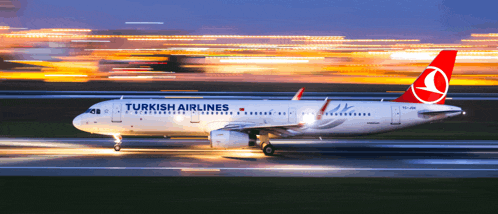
230,112,233,115
216,112,218,115
340,113,342,116
368,113,371,116
363,113,366,116
237,112,240,115
279,112,281,115
250,112,253,115
183,112,185,115
283,112,286,115
173,112,175,115
269,112,272,115
244,112,247,115
264,112,267,115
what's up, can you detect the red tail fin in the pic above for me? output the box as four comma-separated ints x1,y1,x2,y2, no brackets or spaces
393,50,457,105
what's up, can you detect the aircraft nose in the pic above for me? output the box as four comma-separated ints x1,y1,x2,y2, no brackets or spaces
73,115,82,129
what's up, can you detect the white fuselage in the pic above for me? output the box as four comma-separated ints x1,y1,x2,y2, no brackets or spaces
73,99,462,137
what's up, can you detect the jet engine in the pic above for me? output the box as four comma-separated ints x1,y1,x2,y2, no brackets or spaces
210,130,250,149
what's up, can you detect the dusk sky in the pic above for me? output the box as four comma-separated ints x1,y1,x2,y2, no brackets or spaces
1,0,497,42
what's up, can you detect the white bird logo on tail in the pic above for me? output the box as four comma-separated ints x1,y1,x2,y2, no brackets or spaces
416,69,445,95
410,66,449,104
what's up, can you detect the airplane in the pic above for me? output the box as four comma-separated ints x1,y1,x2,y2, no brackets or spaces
73,50,464,156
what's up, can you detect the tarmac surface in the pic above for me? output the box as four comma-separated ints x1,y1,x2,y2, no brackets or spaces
1,138,498,177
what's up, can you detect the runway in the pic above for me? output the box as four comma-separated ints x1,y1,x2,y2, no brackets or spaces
1,138,498,177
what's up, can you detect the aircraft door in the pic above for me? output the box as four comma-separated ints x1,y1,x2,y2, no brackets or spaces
288,107,297,123
391,106,401,125
112,103,122,123
191,111,200,123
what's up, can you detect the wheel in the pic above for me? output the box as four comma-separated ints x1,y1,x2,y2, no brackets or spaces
114,144,121,151
262,144,275,156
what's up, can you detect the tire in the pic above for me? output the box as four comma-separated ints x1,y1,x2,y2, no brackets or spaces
262,144,275,156
114,144,121,151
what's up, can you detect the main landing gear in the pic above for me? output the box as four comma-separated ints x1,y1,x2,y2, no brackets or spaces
259,134,275,156
113,134,122,151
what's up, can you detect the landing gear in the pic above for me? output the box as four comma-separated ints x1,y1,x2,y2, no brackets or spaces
114,144,121,151
259,134,275,156
262,143,275,156
113,134,122,152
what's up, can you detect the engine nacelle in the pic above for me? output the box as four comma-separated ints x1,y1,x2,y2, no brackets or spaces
210,130,250,149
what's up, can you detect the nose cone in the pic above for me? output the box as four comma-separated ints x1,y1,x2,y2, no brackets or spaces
73,115,82,130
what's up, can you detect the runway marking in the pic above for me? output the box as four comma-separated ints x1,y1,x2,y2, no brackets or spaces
1,167,498,171
181,168,221,172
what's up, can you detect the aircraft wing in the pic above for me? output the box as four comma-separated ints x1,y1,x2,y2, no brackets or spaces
220,122,305,137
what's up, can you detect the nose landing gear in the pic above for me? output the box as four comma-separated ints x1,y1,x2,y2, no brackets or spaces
113,134,122,151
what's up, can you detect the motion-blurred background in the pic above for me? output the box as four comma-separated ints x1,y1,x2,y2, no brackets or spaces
0,0,497,138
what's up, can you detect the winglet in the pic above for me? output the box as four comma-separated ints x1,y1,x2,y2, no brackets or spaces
291,87,305,100
316,97,331,120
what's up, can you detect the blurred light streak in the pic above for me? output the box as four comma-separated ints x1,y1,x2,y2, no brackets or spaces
462,39,498,42
108,76,176,79
181,168,220,172
293,39,420,42
71,40,110,43
164,97,203,99
219,58,309,64
471,33,498,37
44,74,88,77
51,29,91,32
391,52,498,60
113,68,152,71
128,38,216,41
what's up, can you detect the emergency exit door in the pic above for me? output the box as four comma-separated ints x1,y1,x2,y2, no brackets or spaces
391,106,401,125
191,111,200,123
112,103,122,123
288,107,297,123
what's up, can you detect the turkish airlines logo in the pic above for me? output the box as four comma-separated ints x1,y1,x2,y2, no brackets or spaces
410,66,449,104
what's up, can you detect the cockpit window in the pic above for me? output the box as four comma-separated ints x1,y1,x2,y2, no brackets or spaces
85,108,101,114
